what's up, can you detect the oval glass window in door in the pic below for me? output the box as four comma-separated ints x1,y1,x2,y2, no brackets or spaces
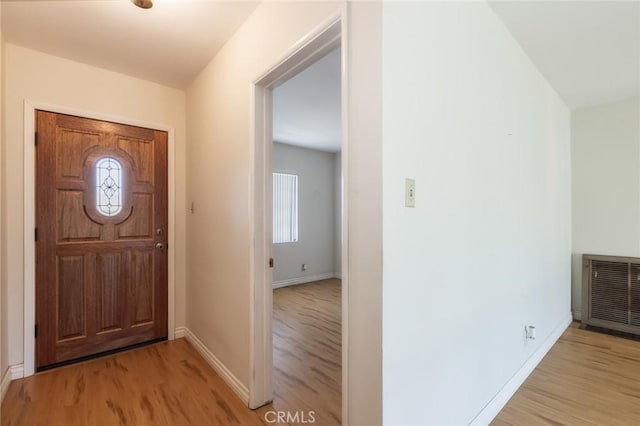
95,157,123,216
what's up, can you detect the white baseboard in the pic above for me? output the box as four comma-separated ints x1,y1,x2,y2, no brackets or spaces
572,311,581,321
174,326,186,339
10,364,24,380
1,364,25,403
469,312,573,426
272,272,340,289
182,327,249,405
1,368,10,403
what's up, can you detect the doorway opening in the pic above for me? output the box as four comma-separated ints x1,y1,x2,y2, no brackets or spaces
249,15,348,424
270,45,342,424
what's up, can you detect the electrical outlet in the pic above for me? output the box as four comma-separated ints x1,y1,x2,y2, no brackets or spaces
301,263,307,271
525,325,536,340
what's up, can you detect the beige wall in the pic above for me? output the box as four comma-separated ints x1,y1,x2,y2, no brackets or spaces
185,1,382,424
185,0,341,388
1,5,6,380
345,3,383,424
571,98,640,317
2,44,187,368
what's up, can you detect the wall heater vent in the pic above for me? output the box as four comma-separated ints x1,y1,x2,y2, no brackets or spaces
582,254,640,335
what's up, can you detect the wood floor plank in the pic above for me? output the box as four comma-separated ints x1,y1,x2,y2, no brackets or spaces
272,278,342,426
492,322,640,426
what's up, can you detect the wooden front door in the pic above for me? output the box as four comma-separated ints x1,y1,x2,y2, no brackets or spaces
35,111,168,370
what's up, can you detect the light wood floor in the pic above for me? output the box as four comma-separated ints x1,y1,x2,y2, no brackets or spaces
272,279,341,426
493,322,640,425
1,280,342,426
8,307,635,425
1,339,265,426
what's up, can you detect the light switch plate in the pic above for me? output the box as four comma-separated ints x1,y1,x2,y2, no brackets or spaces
405,178,416,207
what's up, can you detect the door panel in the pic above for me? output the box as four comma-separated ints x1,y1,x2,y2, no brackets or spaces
131,249,154,325
119,137,154,184
58,190,102,241
57,255,86,340
56,129,99,179
96,252,125,333
117,194,154,239
36,111,168,369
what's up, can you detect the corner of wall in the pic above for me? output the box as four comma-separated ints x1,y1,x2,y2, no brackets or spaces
1,363,25,404
1,366,10,403
571,98,640,316
181,327,249,404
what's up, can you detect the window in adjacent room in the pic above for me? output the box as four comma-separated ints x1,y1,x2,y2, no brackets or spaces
273,172,298,243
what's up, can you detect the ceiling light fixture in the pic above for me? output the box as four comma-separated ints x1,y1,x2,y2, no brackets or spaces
131,0,153,9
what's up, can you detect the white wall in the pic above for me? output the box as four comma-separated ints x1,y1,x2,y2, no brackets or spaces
334,151,342,275
272,142,337,284
382,2,571,425
1,44,187,369
186,1,382,424
571,98,640,318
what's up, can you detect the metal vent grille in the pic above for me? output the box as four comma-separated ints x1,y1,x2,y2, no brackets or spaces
631,264,640,327
582,255,640,335
591,260,629,324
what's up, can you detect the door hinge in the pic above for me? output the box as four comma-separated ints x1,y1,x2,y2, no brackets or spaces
34,324,38,339
35,227,38,242
269,258,274,268
35,132,38,146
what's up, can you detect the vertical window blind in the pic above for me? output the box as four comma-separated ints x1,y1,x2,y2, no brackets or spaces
273,172,298,243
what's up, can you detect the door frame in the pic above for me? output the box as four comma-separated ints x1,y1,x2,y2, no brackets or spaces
23,101,177,377
248,7,349,423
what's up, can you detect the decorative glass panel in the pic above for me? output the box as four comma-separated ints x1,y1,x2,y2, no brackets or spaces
96,157,123,216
